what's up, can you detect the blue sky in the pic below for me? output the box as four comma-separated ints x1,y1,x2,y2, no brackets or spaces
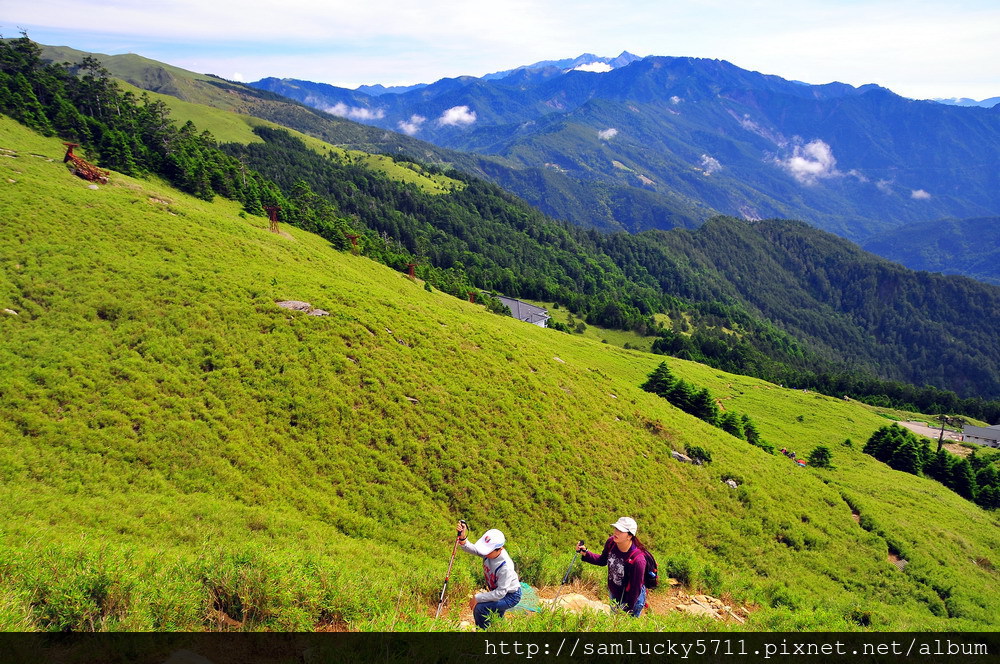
4,0,998,100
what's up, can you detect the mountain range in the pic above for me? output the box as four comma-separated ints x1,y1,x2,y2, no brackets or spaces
250,54,1000,248
20,40,1000,406
30,44,1000,284
934,96,1000,108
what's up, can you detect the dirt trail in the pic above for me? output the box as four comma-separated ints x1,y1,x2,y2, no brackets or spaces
846,503,908,571
447,579,752,627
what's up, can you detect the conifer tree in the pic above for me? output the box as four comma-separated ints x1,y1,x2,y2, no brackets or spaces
889,439,922,475
807,445,833,468
917,438,935,472
949,459,977,499
667,379,696,414
641,361,675,397
925,449,954,483
719,411,745,439
742,414,762,446
691,388,720,425
974,464,999,493
863,426,891,457
976,484,1000,510
863,425,908,463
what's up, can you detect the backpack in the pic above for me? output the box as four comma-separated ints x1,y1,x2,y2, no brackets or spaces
628,546,659,590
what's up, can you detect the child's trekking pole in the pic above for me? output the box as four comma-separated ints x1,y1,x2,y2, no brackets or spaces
552,540,583,607
435,519,466,619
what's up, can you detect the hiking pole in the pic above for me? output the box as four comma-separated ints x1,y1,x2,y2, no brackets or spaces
552,540,583,608
434,519,466,619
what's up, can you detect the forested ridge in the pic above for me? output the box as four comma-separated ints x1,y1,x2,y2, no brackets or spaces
862,217,1000,287
629,220,1000,417
3,34,999,422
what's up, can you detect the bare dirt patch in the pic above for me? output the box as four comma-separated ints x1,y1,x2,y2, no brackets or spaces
942,442,974,458
536,579,751,623
888,551,909,571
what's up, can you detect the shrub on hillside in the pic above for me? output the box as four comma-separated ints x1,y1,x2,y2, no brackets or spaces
807,445,833,469
685,445,713,465
661,553,697,586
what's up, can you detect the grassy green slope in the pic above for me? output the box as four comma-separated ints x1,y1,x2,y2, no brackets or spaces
39,45,243,109
114,80,460,195
35,44,460,195
1,115,998,631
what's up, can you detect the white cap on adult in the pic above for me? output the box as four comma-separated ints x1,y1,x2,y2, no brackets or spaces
611,516,638,536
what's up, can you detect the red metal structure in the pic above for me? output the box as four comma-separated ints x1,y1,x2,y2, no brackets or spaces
344,233,360,254
407,263,417,279
264,205,281,233
63,143,108,183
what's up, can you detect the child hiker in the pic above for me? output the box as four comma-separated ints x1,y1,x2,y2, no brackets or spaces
457,521,522,629
577,516,647,616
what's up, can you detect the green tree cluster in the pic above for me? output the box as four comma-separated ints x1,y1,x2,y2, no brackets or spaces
0,36,280,207
862,425,1000,509
641,361,772,453
807,446,833,469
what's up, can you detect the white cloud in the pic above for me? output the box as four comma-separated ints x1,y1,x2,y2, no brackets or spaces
437,105,477,127
597,127,618,140
324,102,385,121
911,189,932,200
573,62,613,73
699,154,722,175
397,114,427,135
734,112,787,146
876,179,894,194
776,139,840,185
231,71,246,82
670,95,683,105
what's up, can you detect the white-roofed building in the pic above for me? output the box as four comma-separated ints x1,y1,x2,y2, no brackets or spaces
962,424,1000,448
496,296,549,327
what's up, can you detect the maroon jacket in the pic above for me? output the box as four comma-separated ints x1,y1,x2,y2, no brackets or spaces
581,536,646,612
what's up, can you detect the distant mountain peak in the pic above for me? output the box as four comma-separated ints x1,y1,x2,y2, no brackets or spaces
354,82,428,96
932,96,1000,108
482,51,642,80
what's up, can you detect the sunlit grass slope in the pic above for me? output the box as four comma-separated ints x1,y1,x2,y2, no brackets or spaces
116,80,461,195
0,116,997,631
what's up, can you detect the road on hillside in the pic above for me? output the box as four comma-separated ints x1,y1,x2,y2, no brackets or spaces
897,420,962,442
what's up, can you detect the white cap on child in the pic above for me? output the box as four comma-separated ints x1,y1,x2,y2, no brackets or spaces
473,529,506,555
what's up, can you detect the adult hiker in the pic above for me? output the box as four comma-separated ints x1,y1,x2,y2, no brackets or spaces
577,516,647,617
456,521,522,629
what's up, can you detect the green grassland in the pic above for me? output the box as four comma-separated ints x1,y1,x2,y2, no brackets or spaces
541,301,656,352
115,81,461,196
1,115,998,632
38,46,229,109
